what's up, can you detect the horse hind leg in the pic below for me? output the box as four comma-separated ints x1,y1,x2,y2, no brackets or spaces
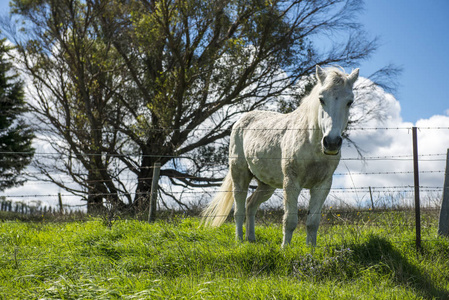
230,163,252,241
246,181,275,242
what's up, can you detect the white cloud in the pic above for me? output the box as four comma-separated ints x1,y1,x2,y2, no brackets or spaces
1,136,83,210
332,81,449,207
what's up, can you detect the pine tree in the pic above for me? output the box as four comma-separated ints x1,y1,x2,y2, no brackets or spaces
0,37,34,191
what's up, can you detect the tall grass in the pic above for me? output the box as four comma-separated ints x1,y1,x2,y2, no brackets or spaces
0,213,448,299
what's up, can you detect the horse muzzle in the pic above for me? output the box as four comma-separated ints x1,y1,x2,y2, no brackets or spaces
322,135,342,155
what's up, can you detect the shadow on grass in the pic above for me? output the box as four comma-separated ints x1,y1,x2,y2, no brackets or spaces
351,236,449,299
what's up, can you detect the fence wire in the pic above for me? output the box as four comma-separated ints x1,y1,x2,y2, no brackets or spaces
0,126,447,217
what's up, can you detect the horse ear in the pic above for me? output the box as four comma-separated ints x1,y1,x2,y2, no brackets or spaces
347,68,359,85
316,65,326,84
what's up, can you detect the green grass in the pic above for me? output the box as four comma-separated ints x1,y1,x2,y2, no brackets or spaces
0,213,448,299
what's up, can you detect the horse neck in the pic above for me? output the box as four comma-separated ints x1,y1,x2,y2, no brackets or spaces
291,87,323,143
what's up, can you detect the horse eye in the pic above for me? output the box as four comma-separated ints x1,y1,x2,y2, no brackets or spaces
319,97,325,105
347,100,354,107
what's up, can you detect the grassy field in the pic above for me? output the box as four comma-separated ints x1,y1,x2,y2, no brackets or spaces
0,211,448,299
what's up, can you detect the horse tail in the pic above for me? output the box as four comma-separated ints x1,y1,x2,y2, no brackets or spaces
201,172,234,227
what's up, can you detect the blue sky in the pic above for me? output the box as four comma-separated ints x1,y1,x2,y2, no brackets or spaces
357,0,449,123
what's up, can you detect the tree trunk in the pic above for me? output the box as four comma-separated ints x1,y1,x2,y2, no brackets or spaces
87,169,105,214
134,154,154,211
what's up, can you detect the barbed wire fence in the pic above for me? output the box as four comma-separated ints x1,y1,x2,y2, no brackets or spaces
1,126,449,247
1,127,448,210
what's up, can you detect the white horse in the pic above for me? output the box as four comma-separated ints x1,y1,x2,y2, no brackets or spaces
202,65,359,247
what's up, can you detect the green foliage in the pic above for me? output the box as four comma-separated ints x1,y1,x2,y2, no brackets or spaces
0,216,448,299
6,0,381,210
0,37,34,191
278,76,317,113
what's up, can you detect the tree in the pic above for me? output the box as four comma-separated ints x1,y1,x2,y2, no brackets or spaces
0,37,34,191
5,0,389,212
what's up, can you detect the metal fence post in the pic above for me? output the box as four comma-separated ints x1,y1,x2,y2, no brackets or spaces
412,127,421,251
148,162,161,223
438,148,449,237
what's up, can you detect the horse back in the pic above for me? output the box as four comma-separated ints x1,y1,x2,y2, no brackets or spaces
230,110,290,188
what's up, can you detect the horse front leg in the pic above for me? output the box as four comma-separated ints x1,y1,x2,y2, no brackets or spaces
282,178,301,247
306,179,332,246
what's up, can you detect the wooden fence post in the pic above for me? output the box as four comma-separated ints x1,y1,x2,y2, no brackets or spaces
148,162,161,223
58,193,63,214
412,127,421,251
369,186,374,210
438,148,449,237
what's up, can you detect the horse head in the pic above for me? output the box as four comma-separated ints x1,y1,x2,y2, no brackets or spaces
315,65,359,155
